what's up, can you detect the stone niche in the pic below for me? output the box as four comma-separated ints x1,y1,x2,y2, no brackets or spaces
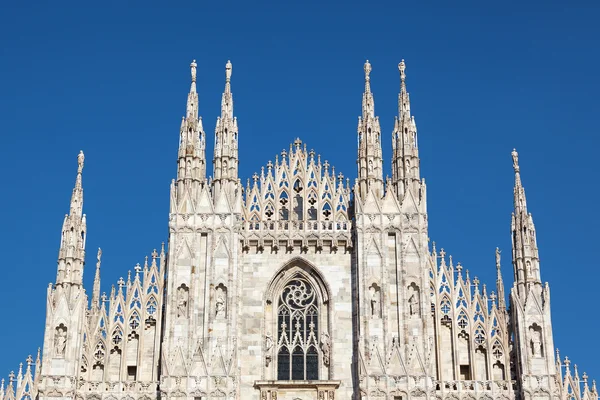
255,380,340,400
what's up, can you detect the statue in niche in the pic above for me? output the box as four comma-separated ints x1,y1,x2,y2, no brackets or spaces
265,333,273,367
526,261,532,277
320,332,331,367
408,284,420,317
54,326,67,357
530,327,542,357
215,284,227,319
368,160,374,174
368,284,381,318
177,286,188,318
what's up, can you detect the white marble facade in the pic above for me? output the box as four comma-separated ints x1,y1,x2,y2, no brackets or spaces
1,60,597,400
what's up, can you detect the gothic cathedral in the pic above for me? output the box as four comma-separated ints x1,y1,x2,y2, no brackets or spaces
1,60,596,400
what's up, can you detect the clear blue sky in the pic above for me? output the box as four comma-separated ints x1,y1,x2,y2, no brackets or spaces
1,0,598,381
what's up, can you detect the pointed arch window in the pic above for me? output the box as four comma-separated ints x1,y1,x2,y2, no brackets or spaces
277,276,320,380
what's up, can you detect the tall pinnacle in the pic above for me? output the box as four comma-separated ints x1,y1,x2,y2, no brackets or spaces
510,149,541,297
221,60,234,120
362,60,375,119
186,60,199,119
213,60,239,197
176,59,206,184
495,247,506,311
92,248,102,310
70,151,84,217
398,59,410,120
392,59,421,199
512,148,527,214
357,60,383,200
57,151,87,285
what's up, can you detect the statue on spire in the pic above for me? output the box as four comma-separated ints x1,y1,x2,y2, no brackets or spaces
495,247,501,268
77,150,84,174
399,59,406,82
512,148,520,172
190,59,197,83
364,60,371,81
97,248,102,266
226,60,232,82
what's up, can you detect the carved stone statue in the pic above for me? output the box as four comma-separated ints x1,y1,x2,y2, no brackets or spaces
77,150,85,173
530,328,542,357
495,247,501,267
55,326,67,357
215,295,226,318
408,294,419,317
369,285,381,318
177,287,188,318
320,332,331,367
408,284,420,317
265,333,273,351
265,333,273,367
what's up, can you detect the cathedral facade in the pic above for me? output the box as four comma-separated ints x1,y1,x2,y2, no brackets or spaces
0,60,596,400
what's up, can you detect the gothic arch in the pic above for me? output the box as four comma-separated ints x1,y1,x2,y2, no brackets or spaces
263,257,333,381
264,257,331,305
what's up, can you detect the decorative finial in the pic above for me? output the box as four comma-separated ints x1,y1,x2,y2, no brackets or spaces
190,59,197,83
399,59,406,82
495,247,501,268
77,150,85,174
512,148,520,172
364,60,372,81
223,60,232,83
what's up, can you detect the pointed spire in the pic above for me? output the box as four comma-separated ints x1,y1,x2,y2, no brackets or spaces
510,149,542,298
512,148,528,213
176,59,206,186
357,60,383,200
495,247,507,311
213,60,239,197
187,59,198,118
362,60,374,118
57,151,87,285
392,59,421,199
399,59,409,119
70,151,85,217
92,247,102,310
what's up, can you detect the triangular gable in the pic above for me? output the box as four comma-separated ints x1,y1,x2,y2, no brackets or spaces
197,185,214,214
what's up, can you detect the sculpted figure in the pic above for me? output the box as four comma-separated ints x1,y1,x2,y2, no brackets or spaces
369,285,381,318
530,328,542,357
265,333,273,367
177,287,188,318
215,295,226,318
408,284,420,317
55,326,67,357
409,293,419,317
320,332,331,367
265,333,273,352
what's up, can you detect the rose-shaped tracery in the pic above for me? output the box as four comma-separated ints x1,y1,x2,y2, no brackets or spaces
277,276,320,380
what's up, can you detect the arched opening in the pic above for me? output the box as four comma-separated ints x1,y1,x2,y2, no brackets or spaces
265,258,331,382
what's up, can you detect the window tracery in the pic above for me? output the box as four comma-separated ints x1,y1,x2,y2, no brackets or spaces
276,276,320,381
